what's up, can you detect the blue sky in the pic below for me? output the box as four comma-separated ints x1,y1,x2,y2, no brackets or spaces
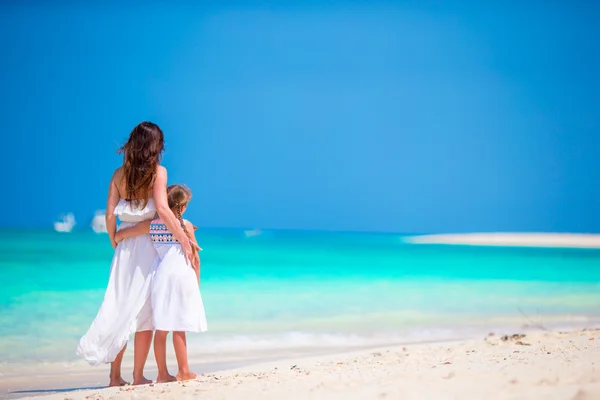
1,1,598,233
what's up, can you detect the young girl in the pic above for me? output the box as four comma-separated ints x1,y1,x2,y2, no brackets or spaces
116,184,207,382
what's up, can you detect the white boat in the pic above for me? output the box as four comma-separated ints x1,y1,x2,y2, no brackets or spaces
243,228,262,238
91,210,107,233
54,213,76,233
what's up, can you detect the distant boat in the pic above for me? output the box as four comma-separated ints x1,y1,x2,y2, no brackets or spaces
244,228,262,238
54,213,76,233
91,210,107,233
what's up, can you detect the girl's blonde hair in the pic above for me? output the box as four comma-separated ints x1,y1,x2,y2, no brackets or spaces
166,184,194,245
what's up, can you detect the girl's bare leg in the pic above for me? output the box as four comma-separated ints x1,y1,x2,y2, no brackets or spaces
154,330,176,383
132,331,153,385
173,331,197,380
109,345,129,386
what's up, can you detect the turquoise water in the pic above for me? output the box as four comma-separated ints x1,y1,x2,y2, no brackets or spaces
1,229,599,370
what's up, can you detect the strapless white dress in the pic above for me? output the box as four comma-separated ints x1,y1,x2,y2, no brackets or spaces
77,199,159,366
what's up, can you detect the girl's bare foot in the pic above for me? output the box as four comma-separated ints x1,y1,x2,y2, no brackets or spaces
157,373,177,383
176,371,197,381
132,376,153,385
109,376,129,387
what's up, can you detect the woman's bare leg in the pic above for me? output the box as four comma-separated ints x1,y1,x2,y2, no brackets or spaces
132,331,153,385
109,345,129,386
154,330,176,383
173,331,197,381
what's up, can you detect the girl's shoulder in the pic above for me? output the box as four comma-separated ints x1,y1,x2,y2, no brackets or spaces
182,219,197,231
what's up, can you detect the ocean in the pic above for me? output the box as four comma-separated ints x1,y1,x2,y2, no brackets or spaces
1,229,599,381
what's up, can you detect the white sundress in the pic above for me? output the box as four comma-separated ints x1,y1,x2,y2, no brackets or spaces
150,219,208,333
77,199,159,366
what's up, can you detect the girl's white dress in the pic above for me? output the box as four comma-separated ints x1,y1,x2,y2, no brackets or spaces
77,199,159,366
150,219,207,332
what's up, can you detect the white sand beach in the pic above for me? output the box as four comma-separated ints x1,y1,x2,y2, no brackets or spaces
405,232,600,248
14,328,600,400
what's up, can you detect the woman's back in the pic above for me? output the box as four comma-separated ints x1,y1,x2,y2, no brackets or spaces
113,166,153,200
111,167,157,223
114,198,157,223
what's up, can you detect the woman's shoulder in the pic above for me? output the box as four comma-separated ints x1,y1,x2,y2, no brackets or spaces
156,164,167,175
110,167,126,199
111,167,124,182
151,165,168,185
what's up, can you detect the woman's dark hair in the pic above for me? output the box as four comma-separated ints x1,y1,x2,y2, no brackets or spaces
118,121,164,208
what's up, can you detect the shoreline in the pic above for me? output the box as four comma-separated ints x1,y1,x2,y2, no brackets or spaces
405,232,600,248
7,327,600,400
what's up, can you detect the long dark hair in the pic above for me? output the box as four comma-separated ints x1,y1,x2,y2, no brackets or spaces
118,121,164,208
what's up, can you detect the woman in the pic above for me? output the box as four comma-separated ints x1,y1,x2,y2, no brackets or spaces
77,121,198,386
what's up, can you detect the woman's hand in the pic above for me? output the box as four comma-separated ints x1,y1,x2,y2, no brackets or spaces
178,236,195,266
191,241,202,252
191,247,200,269
174,235,202,265
192,251,200,286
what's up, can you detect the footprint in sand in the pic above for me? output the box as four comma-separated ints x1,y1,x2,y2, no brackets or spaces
443,372,455,379
537,377,559,386
571,389,600,400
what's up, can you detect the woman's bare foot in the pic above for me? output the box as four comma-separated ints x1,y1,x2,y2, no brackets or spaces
176,371,197,381
109,376,129,387
132,376,153,386
156,373,177,383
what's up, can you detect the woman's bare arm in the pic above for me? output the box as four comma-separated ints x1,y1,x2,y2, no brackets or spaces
153,166,198,264
184,220,201,285
106,171,121,249
115,220,152,244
